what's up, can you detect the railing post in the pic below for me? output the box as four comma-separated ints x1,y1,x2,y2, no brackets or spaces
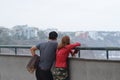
0,48,1,53
15,48,17,55
106,50,109,59
78,50,80,58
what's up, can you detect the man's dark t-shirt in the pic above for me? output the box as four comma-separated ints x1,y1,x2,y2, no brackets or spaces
36,40,58,70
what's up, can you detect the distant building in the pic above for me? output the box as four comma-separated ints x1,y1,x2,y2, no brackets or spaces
12,25,39,39
75,31,88,39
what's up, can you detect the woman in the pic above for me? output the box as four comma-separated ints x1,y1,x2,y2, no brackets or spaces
53,35,81,80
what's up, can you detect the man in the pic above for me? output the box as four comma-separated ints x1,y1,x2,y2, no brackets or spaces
30,31,58,80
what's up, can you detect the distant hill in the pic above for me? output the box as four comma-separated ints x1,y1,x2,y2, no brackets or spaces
74,31,120,47
1,26,120,47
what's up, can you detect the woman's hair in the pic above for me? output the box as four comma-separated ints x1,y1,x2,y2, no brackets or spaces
57,35,70,49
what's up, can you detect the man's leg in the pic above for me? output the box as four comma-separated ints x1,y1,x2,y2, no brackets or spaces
35,67,40,80
39,69,53,80
48,71,54,80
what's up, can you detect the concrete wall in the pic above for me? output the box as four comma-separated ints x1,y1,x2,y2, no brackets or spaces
69,58,120,80
0,54,120,80
0,54,35,80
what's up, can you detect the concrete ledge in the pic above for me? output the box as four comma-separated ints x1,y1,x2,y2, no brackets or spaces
0,55,120,80
69,58,120,80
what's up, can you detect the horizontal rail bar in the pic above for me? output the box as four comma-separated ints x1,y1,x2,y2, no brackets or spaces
75,47,120,51
1,45,120,51
0,45,32,48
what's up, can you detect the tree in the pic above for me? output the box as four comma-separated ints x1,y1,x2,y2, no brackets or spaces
37,30,47,40
0,27,12,45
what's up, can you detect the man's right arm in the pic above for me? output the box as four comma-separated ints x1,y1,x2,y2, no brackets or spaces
30,46,38,56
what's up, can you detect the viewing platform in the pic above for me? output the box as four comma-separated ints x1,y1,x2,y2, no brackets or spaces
0,45,120,80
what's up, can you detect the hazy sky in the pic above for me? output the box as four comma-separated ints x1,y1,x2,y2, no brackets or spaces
0,0,120,31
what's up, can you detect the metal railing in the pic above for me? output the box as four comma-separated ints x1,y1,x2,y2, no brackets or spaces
75,47,120,59
0,45,32,55
0,45,120,59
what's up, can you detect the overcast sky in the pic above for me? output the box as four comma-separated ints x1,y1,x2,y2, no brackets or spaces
0,0,120,31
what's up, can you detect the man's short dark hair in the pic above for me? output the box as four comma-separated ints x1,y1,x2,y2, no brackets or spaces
49,31,58,40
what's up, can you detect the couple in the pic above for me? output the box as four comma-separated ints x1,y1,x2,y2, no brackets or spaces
30,31,81,80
